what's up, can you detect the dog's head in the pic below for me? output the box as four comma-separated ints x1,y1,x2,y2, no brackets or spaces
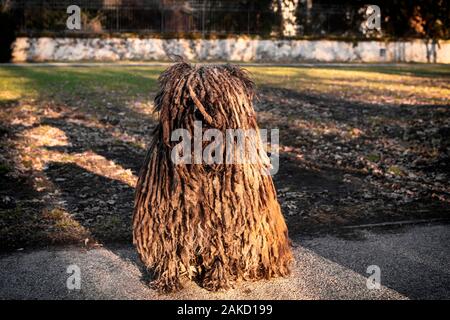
155,62,257,144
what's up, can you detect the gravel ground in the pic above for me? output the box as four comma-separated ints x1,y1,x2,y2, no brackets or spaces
1,223,448,300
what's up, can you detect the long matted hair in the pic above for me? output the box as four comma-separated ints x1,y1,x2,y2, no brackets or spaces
133,62,293,292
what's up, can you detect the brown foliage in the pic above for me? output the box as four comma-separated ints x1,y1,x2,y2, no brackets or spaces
133,62,293,292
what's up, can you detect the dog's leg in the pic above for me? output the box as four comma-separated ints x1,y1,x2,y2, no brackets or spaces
150,261,183,293
198,259,234,291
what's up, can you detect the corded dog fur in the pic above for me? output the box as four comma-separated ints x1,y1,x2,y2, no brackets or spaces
133,62,293,292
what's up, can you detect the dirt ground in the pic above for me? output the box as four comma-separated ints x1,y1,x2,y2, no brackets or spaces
0,64,449,251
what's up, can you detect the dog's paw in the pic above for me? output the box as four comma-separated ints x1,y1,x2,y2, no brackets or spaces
198,262,234,291
150,277,183,293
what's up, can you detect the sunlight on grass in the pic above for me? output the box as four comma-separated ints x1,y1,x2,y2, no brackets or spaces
0,68,38,101
42,208,89,241
248,65,450,104
1,64,449,249
0,66,162,103
20,121,138,187
1,65,449,106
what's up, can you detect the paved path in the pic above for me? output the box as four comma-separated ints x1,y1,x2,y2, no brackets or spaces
0,223,449,300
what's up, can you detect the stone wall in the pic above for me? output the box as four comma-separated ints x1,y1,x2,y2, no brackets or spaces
12,37,450,63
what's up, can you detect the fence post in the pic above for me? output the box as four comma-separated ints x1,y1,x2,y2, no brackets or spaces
116,4,119,31
161,6,164,34
247,5,250,35
202,1,206,37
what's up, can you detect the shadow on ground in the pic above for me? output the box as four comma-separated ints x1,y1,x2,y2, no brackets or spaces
1,223,449,299
1,65,450,299
298,222,450,299
1,67,449,251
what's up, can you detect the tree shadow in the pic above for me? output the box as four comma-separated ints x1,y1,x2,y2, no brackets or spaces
44,161,157,285
41,117,146,176
2,65,450,298
259,84,450,233
2,68,449,247
297,221,450,299
44,162,133,242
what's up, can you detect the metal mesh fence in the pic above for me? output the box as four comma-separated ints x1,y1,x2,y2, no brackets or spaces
7,0,278,35
5,0,376,37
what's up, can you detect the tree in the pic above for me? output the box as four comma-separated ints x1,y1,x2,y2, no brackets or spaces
273,0,301,36
0,1,16,62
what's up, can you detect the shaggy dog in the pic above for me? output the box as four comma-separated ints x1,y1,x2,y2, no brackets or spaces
133,61,293,292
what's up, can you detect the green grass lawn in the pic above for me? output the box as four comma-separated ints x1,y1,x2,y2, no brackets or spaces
1,64,449,106
0,64,449,251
